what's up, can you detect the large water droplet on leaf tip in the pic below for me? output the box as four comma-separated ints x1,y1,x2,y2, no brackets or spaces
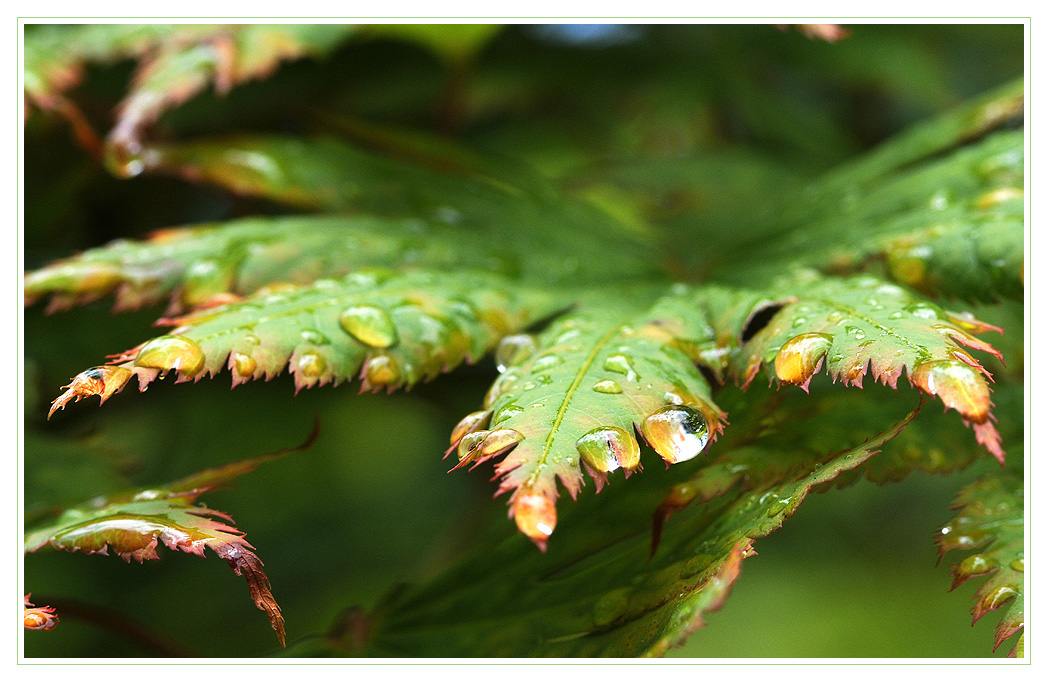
640,405,710,464
513,490,557,549
450,410,492,446
480,429,524,458
911,359,990,422
133,335,206,377
774,332,833,385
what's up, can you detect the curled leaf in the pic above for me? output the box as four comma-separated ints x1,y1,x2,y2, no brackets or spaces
24,595,59,631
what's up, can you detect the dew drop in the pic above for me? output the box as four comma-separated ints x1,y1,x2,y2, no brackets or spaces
1010,557,1025,572
133,335,206,377
911,359,990,422
576,425,641,473
363,354,400,386
301,329,330,345
450,410,492,446
640,405,710,464
457,430,489,461
603,354,638,381
513,490,557,549
957,553,998,577
774,333,832,386
480,429,525,458
339,305,398,348
493,404,523,424
296,352,326,378
232,352,257,378
592,379,623,394
532,354,563,371
495,334,537,372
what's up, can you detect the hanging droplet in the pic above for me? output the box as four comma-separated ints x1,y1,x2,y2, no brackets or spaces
576,426,641,473
774,333,833,387
450,410,492,446
457,430,490,462
339,305,398,348
640,405,710,464
603,354,638,381
592,379,623,394
979,585,1019,613
133,335,206,377
513,489,557,550
363,354,400,387
296,352,327,378
956,553,999,579
495,334,537,372
911,359,990,422
480,429,525,458
231,352,257,378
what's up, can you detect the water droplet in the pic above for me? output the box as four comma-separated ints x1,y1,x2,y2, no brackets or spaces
911,359,989,422
339,305,397,348
576,425,641,473
1010,557,1025,572
363,354,400,386
888,311,903,320
513,489,557,549
980,585,1019,612
522,381,537,391
182,258,234,307
844,326,866,340
134,335,206,377
774,333,833,386
296,352,326,378
495,334,537,372
480,429,525,458
766,498,791,517
493,403,523,424
532,354,563,371
556,329,582,345
640,405,710,464
457,430,489,461
904,302,947,320
957,553,998,578
592,379,623,394
534,374,553,386
603,354,638,381
232,352,257,378
450,410,492,446
301,329,330,345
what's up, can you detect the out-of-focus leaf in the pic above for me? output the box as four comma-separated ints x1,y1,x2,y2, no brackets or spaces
48,270,557,415
367,24,501,66
938,472,1024,657
23,429,317,646
292,402,916,657
451,285,725,548
730,272,1005,460
24,215,514,313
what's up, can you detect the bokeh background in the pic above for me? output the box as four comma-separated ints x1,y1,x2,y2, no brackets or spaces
22,22,1024,658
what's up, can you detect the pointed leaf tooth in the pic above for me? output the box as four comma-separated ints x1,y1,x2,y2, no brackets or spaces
48,365,133,418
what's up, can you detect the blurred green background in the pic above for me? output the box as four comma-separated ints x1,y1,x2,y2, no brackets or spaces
22,22,1023,658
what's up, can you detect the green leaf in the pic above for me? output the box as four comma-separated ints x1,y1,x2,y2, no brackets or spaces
297,401,917,656
449,285,725,548
23,428,316,646
24,214,516,313
730,272,1006,460
48,270,557,415
938,472,1024,657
